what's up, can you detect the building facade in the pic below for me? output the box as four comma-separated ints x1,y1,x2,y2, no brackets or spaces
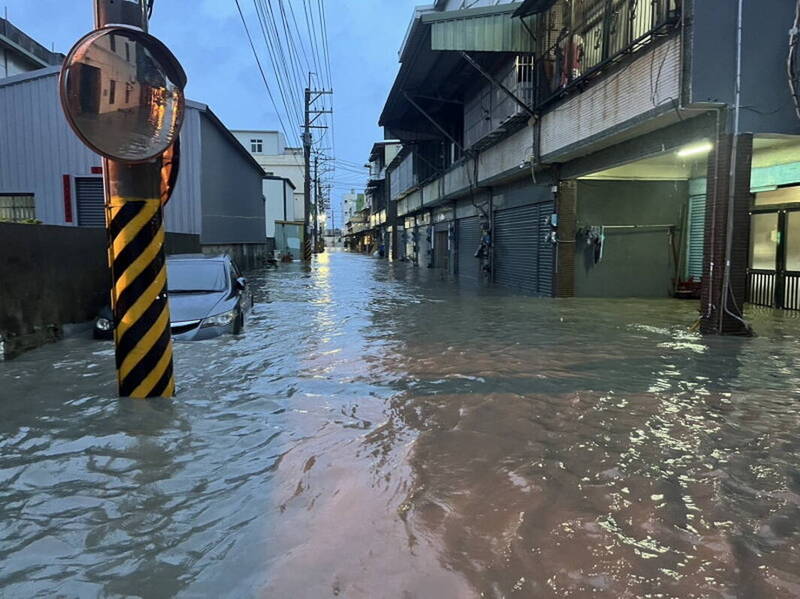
0,67,267,268
379,0,800,333
343,189,370,251
0,17,62,80
232,129,307,258
231,130,305,211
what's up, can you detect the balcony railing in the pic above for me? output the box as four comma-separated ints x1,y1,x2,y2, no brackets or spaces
534,0,680,105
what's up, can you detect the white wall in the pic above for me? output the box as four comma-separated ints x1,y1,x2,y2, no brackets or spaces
231,130,305,222
230,130,284,156
263,178,297,238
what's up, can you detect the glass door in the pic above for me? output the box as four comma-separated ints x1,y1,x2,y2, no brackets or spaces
748,212,779,307
783,211,800,309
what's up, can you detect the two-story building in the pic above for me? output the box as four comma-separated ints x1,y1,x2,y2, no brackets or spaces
343,189,370,252
232,129,306,257
380,0,800,333
364,141,401,258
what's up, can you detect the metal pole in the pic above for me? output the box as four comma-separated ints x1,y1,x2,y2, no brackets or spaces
96,0,175,398
303,83,312,262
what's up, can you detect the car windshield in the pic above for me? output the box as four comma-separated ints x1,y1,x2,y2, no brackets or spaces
167,261,227,293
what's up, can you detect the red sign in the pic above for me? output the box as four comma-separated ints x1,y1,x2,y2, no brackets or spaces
62,175,73,223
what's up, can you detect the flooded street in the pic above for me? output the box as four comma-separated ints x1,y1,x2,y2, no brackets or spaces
2,250,800,598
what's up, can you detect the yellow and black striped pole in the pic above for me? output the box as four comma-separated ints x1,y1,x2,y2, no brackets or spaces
105,161,175,398
59,0,186,398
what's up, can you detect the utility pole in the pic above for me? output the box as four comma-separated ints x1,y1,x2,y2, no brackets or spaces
314,156,319,254
302,72,332,261
303,86,312,262
60,0,186,398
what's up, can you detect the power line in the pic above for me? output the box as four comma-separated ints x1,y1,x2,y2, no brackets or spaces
252,0,303,133
233,0,292,144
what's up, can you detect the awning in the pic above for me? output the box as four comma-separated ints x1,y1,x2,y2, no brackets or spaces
423,4,535,53
379,3,534,133
512,0,558,18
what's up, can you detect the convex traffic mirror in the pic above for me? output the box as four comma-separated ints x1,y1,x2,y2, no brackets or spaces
60,26,187,163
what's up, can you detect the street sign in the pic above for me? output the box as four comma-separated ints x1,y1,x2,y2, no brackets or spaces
60,26,186,163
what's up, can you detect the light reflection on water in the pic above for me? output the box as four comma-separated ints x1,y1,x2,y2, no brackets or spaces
1,251,800,598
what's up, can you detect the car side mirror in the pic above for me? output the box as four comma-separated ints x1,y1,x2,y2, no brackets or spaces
235,277,248,291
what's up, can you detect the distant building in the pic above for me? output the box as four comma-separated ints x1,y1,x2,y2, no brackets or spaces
0,17,63,79
232,129,307,257
263,175,303,258
0,67,267,268
343,189,365,222
231,130,305,213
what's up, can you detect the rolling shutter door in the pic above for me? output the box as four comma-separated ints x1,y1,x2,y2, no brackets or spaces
687,194,706,280
493,202,554,295
75,177,105,227
457,216,481,282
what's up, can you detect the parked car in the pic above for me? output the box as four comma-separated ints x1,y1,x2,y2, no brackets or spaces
94,254,250,341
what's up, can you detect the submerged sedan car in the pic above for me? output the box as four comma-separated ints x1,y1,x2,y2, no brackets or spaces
94,254,249,341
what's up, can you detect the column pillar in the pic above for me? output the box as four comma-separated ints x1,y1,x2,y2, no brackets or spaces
700,133,754,335
555,179,577,298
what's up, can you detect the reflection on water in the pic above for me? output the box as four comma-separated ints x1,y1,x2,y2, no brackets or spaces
1,251,800,597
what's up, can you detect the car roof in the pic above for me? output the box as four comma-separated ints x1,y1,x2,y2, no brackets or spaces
167,253,230,263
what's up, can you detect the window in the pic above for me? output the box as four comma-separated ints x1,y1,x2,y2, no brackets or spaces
251,139,263,153
0,193,35,223
109,80,116,105
265,171,274,176
125,42,130,62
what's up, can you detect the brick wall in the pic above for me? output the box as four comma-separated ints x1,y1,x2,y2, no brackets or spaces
700,133,753,335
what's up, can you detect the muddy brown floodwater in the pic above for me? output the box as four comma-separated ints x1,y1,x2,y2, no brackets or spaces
2,250,800,598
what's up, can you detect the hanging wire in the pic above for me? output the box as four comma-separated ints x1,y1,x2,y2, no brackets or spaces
233,0,293,145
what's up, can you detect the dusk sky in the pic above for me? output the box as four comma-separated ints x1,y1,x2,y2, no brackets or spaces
4,0,420,224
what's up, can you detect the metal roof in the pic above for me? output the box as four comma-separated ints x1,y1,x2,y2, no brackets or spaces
424,4,535,53
379,3,533,134
0,70,263,177
512,0,558,18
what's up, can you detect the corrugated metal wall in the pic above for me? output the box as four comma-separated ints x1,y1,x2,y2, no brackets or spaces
0,70,97,225
167,107,202,235
0,69,201,235
539,37,681,158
